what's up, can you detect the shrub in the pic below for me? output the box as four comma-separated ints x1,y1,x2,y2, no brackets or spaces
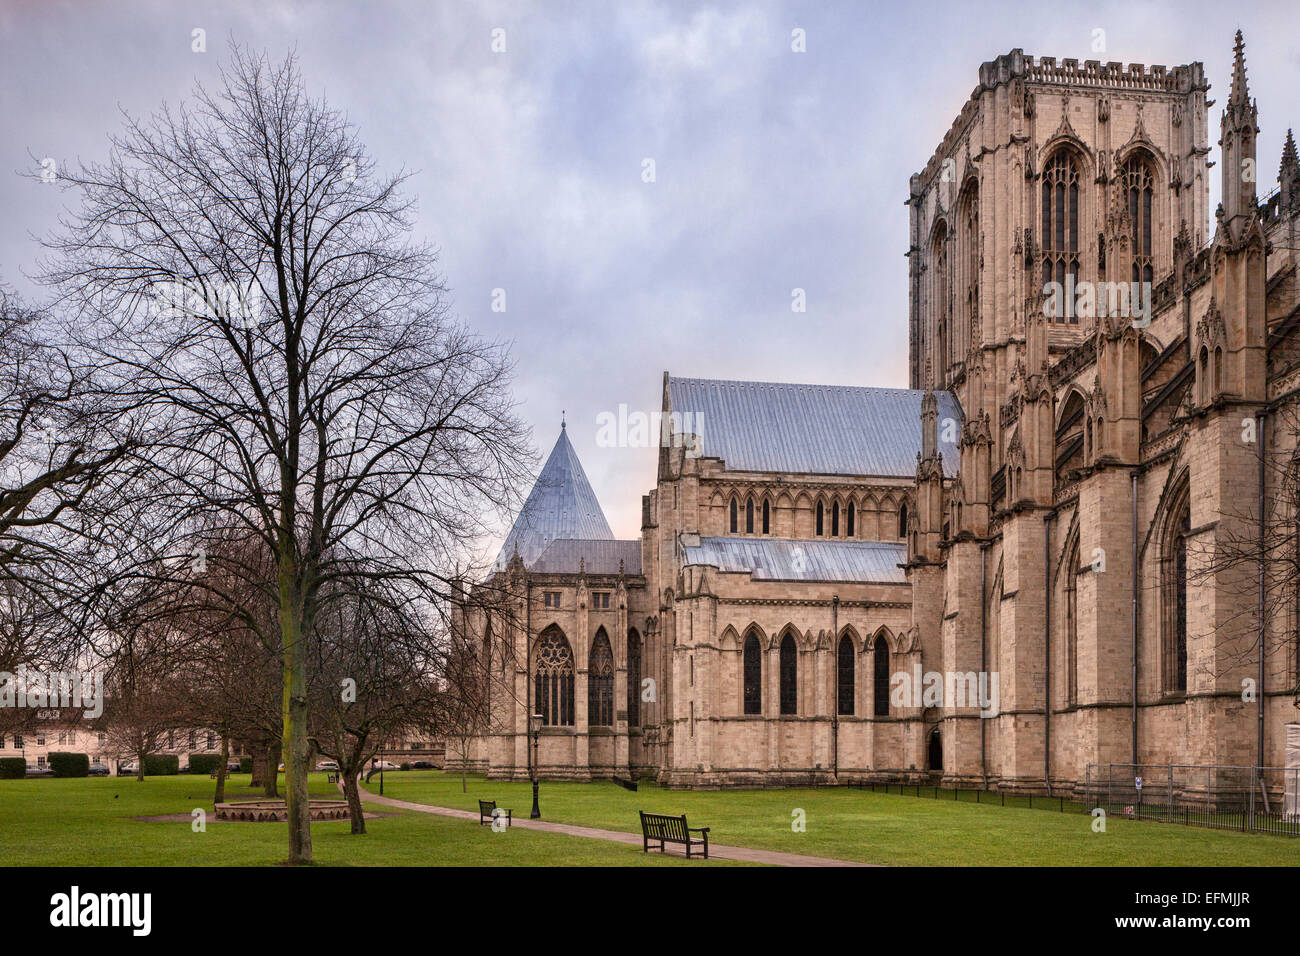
187,753,222,775
400,762,411,771
47,752,89,777
238,755,252,773
141,754,180,776
0,757,26,779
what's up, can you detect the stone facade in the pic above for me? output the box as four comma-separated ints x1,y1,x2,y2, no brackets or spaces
454,33,1300,792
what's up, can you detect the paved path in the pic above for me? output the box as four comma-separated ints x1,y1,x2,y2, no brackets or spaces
356,788,871,867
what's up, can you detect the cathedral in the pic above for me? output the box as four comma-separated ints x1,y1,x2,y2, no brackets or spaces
453,33,1300,792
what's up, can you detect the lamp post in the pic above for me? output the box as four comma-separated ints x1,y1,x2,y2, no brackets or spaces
529,713,542,818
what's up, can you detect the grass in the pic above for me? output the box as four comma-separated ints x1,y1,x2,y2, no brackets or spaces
368,770,1300,866
0,773,716,866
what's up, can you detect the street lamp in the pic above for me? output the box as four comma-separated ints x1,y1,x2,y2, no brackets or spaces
529,713,542,818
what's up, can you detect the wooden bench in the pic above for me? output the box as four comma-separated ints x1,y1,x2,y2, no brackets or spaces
479,799,512,827
639,811,709,859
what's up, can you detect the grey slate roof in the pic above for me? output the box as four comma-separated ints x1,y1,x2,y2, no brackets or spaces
668,376,961,478
496,425,614,570
531,538,642,575
682,536,908,584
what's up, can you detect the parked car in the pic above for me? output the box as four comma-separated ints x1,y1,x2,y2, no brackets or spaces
87,763,110,776
227,760,242,773
316,759,339,772
411,760,435,769
25,765,54,777
117,762,138,776
370,759,398,771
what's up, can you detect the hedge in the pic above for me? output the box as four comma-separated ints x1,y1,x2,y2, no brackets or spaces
0,757,26,779
142,753,180,776
47,752,89,777
238,755,252,773
187,753,223,775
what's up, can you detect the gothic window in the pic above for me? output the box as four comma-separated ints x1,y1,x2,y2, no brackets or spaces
779,632,798,715
847,502,856,538
1123,153,1156,288
837,634,855,715
729,497,738,533
588,629,614,727
832,501,840,537
873,634,891,717
1041,149,1082,323
626,628,641,727
816,501,825,536
897,503,909,539
745,497,754,533
962,182,980,350
1162,482,1191,693
762,499,770,535
743,631,762,715
933,221,950,375
1065,537,1079,706
535,626,575,726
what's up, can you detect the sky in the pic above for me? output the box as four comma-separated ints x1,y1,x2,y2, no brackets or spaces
1,0,1297,552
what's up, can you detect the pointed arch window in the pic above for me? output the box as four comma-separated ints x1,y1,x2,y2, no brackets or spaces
779,633,798,715
873,635,891,717
933,221,950,376
745,497,754,534
1042,149,1082,323
897,503,909,539
1123,154,1155,288
837,634,855,715
762,499,770,535
729,497,738,533
832,501,840,537
626,629,641,727
588,629,614,726
743,632,762,715
1162,483,1191,693
535,627,575,726
847,502,855,538
1065,538,1079,706
816,501,825,536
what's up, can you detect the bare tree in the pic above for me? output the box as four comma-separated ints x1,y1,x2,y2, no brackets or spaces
40,48,530,862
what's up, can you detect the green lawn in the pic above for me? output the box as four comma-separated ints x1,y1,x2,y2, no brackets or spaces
0,774,715,866
368,770,1300,866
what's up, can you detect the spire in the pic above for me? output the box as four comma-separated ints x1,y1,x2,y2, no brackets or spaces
496,425,614,569
1229,29,1250,109
1280,129,1299,211
1219,30,1259,231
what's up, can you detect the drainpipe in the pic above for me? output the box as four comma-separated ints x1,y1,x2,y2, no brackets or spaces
980,541,988,787
1257,409,1267,771
1131,470,1139,767
1044,511,1053,796
831,595,840,780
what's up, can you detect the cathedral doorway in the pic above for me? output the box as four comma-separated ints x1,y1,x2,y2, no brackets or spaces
927,726,943,774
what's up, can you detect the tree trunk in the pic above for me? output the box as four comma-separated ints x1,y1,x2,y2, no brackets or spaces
263,743,279,797
250,750,265,788
136,747,145,783
461,744,467,792
342,771,366,835
213,734,229,804
279,579,312,864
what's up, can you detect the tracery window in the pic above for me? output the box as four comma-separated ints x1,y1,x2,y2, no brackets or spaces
1123,154,1155,288
1041,149,1081,323
1162,482,1191,693
779,633,798,715
873,634,891,717
743,632,762,715
837,634,855,715
588,629,614,727
626,629,641,727
535,627,575,726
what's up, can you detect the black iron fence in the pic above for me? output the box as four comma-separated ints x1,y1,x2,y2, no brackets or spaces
1084,763,1300,837
845,779,1086,814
